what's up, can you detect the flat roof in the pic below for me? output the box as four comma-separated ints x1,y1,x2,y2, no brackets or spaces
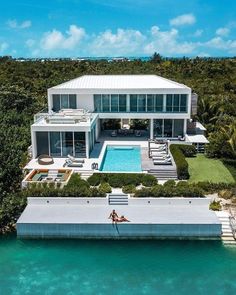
186,134,209,144
17,204,219,225
49,75,190,90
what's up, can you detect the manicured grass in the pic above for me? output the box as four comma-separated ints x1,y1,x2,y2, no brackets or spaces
186,154,235,183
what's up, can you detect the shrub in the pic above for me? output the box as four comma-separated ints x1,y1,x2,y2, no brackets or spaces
134,188,151,198
195,181,235,194
134,182,205,198
163,180,176,188
87,173,103,186
169,144,189,179
66,173,90,189
98,182,112,194
122,184,136,194
141,174,157,187
218,188,236,199
209,200,221,211
90,187,106,198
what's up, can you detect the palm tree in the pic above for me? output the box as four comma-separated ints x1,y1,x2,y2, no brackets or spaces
220,120,236,155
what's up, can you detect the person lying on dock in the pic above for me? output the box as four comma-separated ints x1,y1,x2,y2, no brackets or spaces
116,215,130,222
108,210,119,223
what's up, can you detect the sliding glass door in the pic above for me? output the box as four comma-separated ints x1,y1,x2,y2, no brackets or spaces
61,132,73,156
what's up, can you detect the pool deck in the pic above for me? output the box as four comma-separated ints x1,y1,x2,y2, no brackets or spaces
17,197,221,239
24,139,175,173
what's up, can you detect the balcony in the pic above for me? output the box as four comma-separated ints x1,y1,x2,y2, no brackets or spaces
33,108,97,126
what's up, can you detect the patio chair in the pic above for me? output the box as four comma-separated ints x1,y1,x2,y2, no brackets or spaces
67,154,85,163
111,130,117,137
151,150,167,156
135,130,141,137
64,159,83,168
153,158,172,165
152,154,171,160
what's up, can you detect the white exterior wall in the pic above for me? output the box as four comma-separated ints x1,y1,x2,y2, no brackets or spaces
48,87,191,119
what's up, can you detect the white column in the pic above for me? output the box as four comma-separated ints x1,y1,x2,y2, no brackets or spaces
85,132,90,158
127,94,130,112
184,119,187,136
31,129,37,158
163,94,167,112
150,119,154,139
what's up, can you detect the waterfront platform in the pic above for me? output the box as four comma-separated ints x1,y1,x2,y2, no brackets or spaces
17,197,221,239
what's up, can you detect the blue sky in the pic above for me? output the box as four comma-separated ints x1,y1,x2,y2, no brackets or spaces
0,0,236,57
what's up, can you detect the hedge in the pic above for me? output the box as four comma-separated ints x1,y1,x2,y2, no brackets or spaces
169,144,190,179
134,182,205,198
87,173,148,187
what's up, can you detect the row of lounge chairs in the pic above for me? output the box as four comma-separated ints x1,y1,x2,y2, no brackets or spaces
150,143,172,165
111,129,142,137
63,154,85,167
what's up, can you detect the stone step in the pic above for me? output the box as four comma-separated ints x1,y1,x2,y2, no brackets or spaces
222,236,236,241
221,233,234,239
108,194,129,205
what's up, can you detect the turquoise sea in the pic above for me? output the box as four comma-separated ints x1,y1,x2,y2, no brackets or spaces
1,235,236,295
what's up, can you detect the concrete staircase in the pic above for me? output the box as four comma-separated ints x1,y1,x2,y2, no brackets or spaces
216,211,236,246
108,193,129,205
148,168,178,180
80,170,94,180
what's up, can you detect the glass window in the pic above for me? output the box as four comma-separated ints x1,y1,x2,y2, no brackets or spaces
154,119,163,137
138,95,146,112
173,94,180,112
155,95,163,112
36,132,49,157
180,94,187,112
61,132,73,156
74,132,86,158
50,132,61,156
69,94,76,109
164,119,173,137
52,94,60,112
119,95,127,112
94,95,101,112
173,119,184,137
102,94,110,112
147,95,154,112
111,95,118,112
61,94,69,109
130,95,138,112
166,95,173,112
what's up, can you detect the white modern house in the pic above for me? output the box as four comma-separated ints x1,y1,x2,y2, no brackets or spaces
31,74,204,160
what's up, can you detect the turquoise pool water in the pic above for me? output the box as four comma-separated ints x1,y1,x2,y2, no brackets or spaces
1,236,236,294
100,145,141,172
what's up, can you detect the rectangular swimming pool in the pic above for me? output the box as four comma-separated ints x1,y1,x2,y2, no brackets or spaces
100,145,141,172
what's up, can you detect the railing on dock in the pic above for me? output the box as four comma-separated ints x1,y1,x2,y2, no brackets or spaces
229,208,236,240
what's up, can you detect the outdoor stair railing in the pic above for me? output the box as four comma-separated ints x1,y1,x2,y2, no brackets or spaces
229,208,236,240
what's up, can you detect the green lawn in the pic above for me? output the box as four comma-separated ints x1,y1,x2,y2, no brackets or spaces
186,154,235,183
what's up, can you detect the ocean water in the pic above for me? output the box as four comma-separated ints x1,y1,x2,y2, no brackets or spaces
100,146,141,172
1,236,236,295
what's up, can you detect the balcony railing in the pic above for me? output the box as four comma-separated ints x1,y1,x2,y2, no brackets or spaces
34,108,95,125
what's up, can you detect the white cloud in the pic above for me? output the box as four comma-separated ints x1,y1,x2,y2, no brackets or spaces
193,29,203,37
144,26,195,55
40,25,86,51
205,36,236,53
0,42,9,52
7,19,31,29
170,13,196,27
216,27,230,37
26,23,236,57
89,28,145,55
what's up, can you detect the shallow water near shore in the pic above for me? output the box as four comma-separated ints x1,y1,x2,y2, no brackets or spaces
1,235,236,295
